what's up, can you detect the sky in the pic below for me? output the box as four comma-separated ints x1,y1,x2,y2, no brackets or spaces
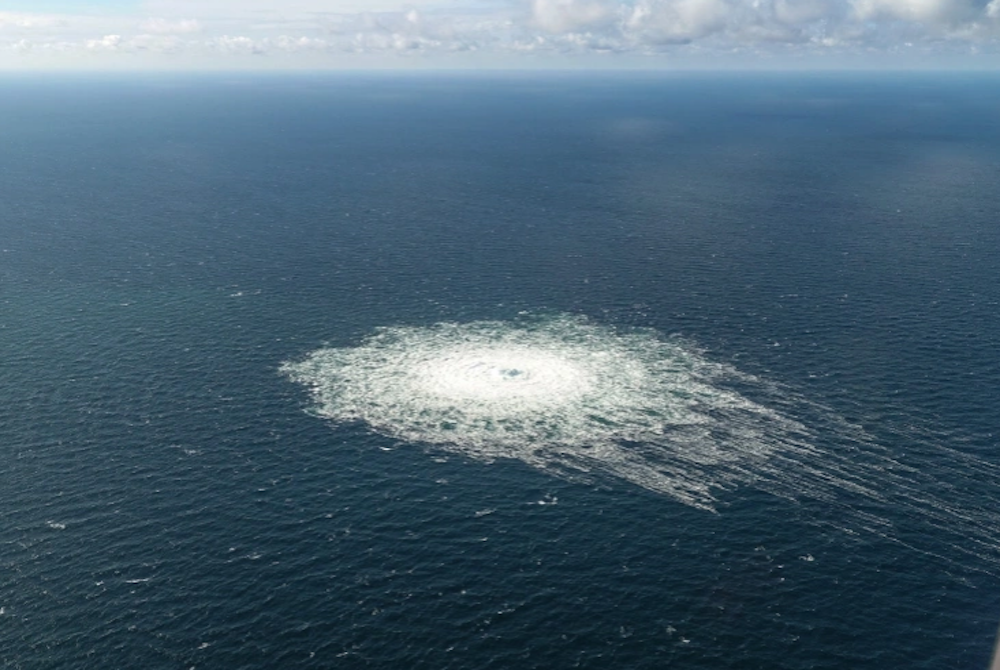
2,0,1000,70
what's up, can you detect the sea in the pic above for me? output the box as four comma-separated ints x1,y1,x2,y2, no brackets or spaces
1,71,999,669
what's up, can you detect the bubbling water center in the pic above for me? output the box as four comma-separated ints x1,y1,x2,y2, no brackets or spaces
410,346,595,405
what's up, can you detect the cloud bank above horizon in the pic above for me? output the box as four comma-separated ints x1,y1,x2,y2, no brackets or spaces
3,0,1000,69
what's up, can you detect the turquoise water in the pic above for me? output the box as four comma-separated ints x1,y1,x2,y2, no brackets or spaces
2,73,999,668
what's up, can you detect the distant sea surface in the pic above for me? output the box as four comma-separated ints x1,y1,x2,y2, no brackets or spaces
2,72,999,669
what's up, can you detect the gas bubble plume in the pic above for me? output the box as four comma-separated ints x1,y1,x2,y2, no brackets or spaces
282,314,823,510
284,314,1000,571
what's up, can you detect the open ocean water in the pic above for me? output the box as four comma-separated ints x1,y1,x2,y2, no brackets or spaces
2,72,1000,668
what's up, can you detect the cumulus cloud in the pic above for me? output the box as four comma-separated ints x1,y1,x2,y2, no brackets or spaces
626,0,731,44
532,0,618,32
86,34,123,51
851,0,975,23
521,0,1000,52
3,0,1000,68
210,35,264,54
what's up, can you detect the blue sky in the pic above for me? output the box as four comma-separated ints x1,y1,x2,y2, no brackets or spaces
2,0,1000,70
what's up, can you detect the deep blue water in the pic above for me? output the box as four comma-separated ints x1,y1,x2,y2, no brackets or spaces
2,72,999,668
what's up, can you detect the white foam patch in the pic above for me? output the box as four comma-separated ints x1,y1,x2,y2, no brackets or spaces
282,314,821,510
283,314,1000,572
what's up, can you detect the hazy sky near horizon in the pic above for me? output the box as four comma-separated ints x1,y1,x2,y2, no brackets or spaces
2,0,1000,70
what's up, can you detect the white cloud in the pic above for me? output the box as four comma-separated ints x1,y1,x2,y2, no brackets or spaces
130,33,185,52
0,12,65,31
774,0,839,25
532,0,618,33
2,0,1000,69
210,35,264,54
272,35,329,51
850,0,969,22
86,34,123,51
139,18,202,34
205,34,335,55
626,0,730,44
